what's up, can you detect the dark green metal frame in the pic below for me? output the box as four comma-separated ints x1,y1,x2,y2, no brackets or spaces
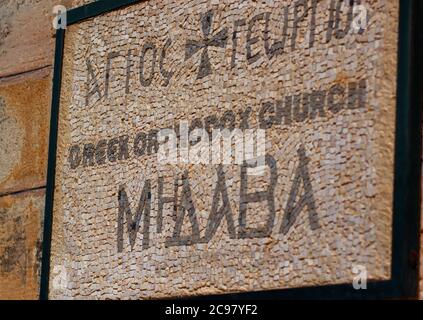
40,0,422,300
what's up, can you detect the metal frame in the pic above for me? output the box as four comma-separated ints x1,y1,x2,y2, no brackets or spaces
40,0,422,300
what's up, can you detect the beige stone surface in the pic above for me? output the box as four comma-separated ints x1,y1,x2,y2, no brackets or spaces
49,0,400,299
0,0,95,78
0,190,45,300
0,0,95,301
0,68,51,195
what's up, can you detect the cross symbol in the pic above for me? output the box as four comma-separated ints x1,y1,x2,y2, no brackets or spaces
185,10,228,79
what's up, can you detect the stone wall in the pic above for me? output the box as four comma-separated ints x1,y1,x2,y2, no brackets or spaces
0,0,92,300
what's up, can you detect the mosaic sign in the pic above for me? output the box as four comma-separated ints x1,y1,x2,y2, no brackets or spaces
48,0,402,299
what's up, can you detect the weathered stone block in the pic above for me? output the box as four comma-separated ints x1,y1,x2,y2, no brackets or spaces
0,68,51,195
0,189,44,300
0,0,94,77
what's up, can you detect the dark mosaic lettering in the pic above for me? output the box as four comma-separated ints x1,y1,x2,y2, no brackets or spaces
157,177,178,233
293,93,309,123
95,139,108,165
231,19,246,69
275,97,293,125
334,0,354,39
238,155,278,239
104,51,120,98
134,132,147,157
68,145,81,169
204,114,219,140
160,38,174,87
328,83,346,114
81,7,369,107
69,79,367,170
147,130,159,155
246,13,265,65
259,101,276,129
220,110,236,131
85,58,102,107
82,143,96,167
202,165,236,242
280,146,320,235
327,0,354,42
264,9,288,59
310,90,327,119
166,171,200,247
117,180,152,252
118,135,130,161
309,0,319,48
292,0,308,51
139,43,157,87
108,138,119,163
189,118,203,146
238,106,252,129
347,79,367,109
